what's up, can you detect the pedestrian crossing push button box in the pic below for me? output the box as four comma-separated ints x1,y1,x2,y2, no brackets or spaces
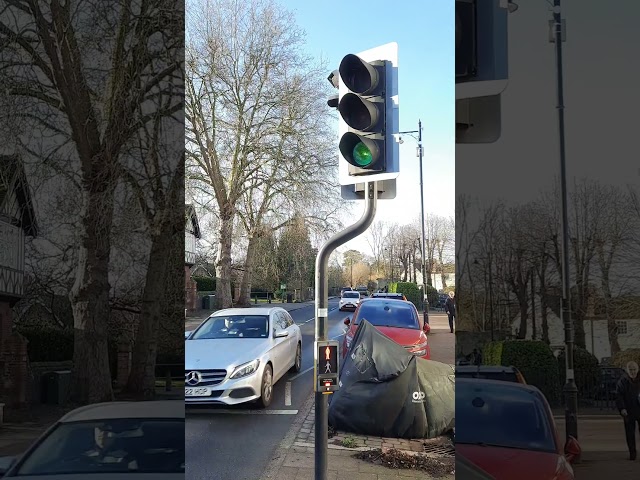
314,340,339,394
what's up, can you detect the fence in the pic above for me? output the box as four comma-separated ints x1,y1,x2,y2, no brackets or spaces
156,363,184,392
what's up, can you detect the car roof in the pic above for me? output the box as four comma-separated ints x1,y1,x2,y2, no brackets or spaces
59,400,184,423
457,377,541,395
456,366,519,373
211,307,282,316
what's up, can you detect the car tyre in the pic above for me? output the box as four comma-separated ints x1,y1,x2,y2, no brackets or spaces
290,342,302,373
257,364,273,408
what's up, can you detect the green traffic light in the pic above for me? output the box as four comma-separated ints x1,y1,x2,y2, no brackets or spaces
352,142,372,167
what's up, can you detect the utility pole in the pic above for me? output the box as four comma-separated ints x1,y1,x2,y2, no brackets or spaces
552,0,578,441
314,182,378,479
417,120,430,324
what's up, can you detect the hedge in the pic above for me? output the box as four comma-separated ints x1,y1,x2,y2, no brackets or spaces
611,349,640,369
482,339,561,405
17,326,75,362
557,346,600,399
193,276,216,292
482,341,503,366
391,282,439,308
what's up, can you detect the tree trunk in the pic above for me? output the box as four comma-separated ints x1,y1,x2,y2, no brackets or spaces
69,175,116,404
237,234,259,306
540,285,550,344
517,293,528,339
215,207,234,309
124,232,170,399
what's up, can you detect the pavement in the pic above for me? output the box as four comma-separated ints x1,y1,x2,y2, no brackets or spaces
554,415,640,477
257,312,456,480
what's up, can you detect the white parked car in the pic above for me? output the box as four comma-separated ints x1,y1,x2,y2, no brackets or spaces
339,291,361,311
184,307,302,407
0,401,184,478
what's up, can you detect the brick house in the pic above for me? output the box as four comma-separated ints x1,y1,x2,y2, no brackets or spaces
0,155,38,408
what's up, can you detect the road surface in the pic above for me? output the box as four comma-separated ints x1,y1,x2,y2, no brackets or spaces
185,299,346,480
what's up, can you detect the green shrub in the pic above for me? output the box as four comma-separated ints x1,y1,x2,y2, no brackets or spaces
426,285,439,307
395,282,420,305
18,326,74,362
389,282,398,293
500,340,561,405
482,341,503,365
557,346,600,399
611,349,640,369
193,276,216,292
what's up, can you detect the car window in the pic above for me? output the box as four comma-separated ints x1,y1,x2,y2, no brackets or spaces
273,312,288,331
456,382,556,453
190,315,269,339
353,301,419,329
17,419,184,475
284,312,294,327
343,292,360,299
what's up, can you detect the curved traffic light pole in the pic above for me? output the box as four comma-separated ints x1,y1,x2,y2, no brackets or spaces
313,182,378,480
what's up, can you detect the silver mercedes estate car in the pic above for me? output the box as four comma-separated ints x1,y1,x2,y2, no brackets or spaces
184,307,302,407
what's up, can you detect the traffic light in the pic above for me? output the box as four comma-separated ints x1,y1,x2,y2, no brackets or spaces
456,0,512,144
315,340,340,394
334,43,399,186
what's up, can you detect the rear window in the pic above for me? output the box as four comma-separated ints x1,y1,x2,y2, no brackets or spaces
343,292,360,298
456,381,556,453
354,301,419,329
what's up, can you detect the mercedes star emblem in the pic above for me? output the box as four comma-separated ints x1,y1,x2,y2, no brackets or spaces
185,371,202,386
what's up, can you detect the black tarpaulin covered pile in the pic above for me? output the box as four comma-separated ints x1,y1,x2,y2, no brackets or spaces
328,319,455,439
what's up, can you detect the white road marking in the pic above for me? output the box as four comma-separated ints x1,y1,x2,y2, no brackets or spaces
186,409,299,415
331,333,345,340
285,382,292,406
288,366,314,381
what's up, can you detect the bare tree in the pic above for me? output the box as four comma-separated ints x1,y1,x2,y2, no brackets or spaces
1,0,181,403
185,0,336,308
366,220,388,275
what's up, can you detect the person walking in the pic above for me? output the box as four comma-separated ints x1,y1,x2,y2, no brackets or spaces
444,291,456,333
616,361,640,460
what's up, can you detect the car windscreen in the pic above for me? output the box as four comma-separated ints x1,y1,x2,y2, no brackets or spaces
456,382,556,453
190,315,269,339
343,292,359,298
17,418,184,475
354,301,419,329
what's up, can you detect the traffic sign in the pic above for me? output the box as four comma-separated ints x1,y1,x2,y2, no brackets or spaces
314,340,340,394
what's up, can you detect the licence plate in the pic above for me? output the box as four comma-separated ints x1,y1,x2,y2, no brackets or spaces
185,387,210,397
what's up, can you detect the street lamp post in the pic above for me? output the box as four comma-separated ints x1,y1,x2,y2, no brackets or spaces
398,120,429,324
551,0,578,441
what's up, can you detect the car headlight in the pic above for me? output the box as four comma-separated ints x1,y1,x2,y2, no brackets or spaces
230,359,260,379
409,341,428,357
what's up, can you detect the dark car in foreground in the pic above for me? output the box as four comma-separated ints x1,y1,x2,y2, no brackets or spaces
0,401,184,478
456,378,580,480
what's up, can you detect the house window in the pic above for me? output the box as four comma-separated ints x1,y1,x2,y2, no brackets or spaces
616,321,628,335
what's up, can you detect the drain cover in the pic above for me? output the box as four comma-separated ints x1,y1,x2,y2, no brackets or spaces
423,443,455,457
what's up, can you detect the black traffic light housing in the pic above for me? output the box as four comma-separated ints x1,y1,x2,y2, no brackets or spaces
337,55,388,175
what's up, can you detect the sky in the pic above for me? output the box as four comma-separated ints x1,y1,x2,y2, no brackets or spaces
280,0,455,260
457,0,640,209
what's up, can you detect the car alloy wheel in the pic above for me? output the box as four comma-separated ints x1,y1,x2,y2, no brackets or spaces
291,343,302,373
258,365,273,408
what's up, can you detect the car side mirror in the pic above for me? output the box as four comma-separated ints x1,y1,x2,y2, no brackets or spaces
275,330,289,338
0,456,17,475
564,436,581,464
185,331,192,339
343,318,351,326
423,323,430,334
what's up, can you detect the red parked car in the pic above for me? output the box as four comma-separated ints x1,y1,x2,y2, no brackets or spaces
342,298,430,360
456,378,581,480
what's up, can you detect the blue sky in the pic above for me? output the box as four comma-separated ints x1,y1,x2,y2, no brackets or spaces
280,0,455,257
